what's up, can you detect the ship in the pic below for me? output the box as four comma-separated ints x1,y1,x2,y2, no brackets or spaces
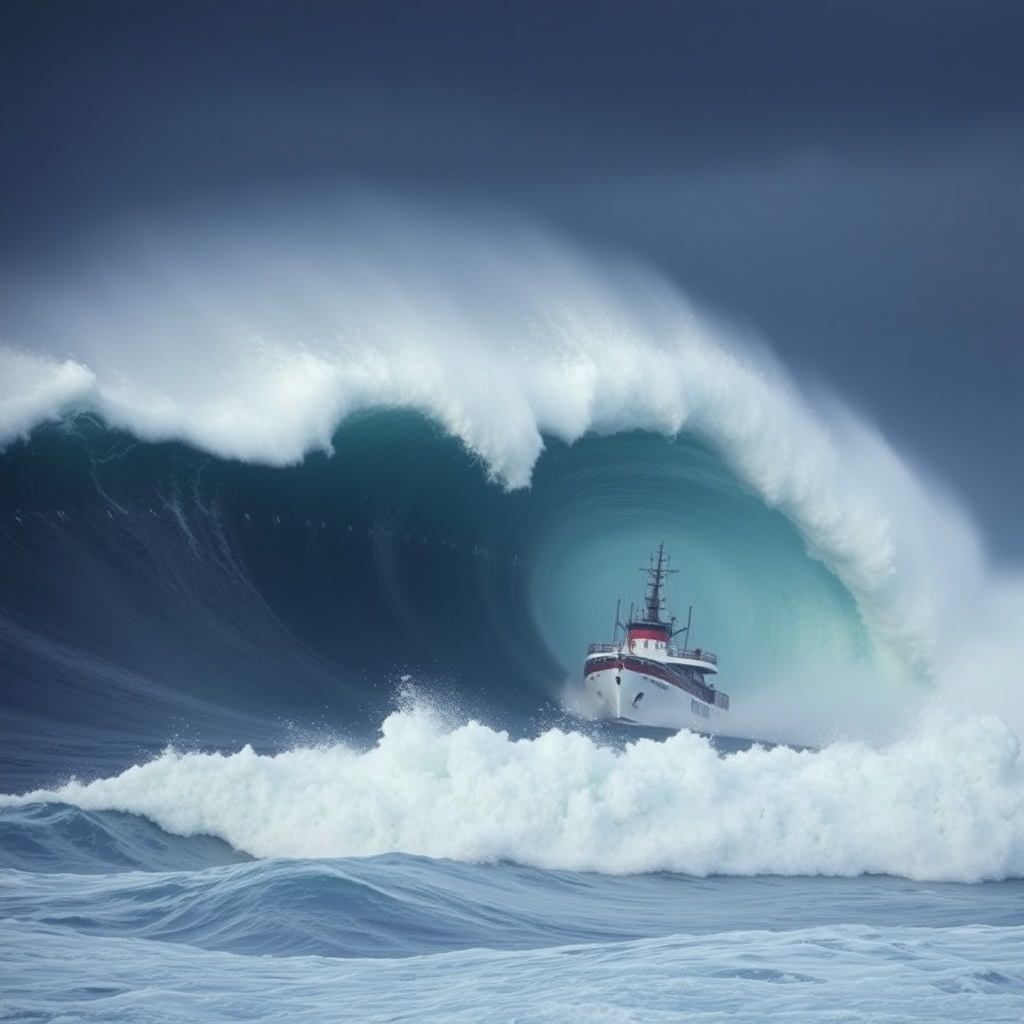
581,543,729,731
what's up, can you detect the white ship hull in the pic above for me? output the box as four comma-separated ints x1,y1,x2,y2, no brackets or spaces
582,660,727,733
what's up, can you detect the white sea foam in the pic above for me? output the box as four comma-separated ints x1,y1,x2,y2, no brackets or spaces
0,348,96,440
5,706,1022,881
2,195,1021,731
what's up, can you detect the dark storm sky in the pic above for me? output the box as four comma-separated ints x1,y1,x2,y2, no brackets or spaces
2,0,1022,560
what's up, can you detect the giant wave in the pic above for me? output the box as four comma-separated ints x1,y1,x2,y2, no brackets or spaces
2,198,1023,876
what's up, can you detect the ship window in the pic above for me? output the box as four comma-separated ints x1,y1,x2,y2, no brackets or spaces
644,640,649,649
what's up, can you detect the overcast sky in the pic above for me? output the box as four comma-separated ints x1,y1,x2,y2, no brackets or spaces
2,0,1022,560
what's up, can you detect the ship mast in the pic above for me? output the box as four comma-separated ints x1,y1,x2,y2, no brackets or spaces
643,542,677,623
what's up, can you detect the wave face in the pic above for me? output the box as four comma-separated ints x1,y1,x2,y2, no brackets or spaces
2,201,1023,883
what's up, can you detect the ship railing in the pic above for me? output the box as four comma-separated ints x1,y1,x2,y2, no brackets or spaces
586,641,718,665
668,646,718,664
671,672,730,708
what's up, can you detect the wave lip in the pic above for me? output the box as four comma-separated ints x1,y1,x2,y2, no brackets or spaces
0,348,96,442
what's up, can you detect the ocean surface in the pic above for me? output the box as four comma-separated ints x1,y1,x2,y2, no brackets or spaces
2,213,1023,1022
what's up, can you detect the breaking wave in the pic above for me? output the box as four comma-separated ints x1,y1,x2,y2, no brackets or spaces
1,194,1022,763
